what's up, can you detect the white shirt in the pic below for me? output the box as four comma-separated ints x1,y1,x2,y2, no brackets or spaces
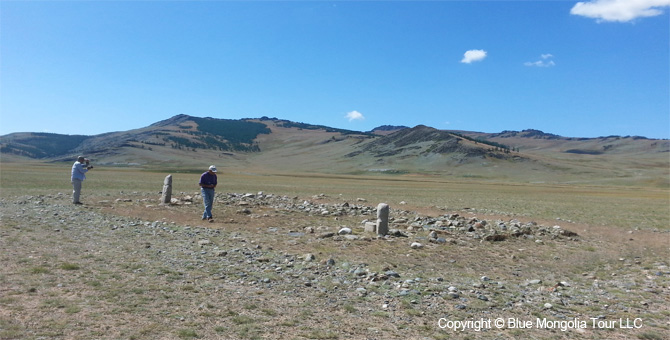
71,161,88,181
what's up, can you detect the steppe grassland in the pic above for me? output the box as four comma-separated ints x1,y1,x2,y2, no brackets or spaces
2,161,669,340
2,161,669,272
4,162,667,275
1,162,667,230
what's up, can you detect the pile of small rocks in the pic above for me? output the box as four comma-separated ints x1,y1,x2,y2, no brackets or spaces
194,192,581,246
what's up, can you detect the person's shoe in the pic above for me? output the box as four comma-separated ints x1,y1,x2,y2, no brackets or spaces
74,202,83,205
202,217,207,220
208,219,214,223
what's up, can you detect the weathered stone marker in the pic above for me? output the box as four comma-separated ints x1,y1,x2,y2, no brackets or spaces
376,203,389,236
160,174,172,204
364,221,377,233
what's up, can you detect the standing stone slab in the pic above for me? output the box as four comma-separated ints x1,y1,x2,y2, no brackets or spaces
160,174,172,204
377,203,389,236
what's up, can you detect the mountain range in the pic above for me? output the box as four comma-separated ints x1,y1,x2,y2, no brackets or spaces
1,114,668,187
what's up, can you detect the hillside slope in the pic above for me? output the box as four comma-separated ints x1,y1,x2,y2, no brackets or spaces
1,115,667,187
453,129,670,186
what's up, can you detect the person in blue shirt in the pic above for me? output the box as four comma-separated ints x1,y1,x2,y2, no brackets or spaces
199,165,218,222
71,156,93,204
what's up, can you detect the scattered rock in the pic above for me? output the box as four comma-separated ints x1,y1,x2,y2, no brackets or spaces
6,190,639,339
338,227,352,235
410,242,423,249
385,271,401,278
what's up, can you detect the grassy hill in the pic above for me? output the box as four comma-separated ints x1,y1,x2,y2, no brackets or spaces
455,129,670,186
0,133,91,158
0,115,272,161
1,115,668,187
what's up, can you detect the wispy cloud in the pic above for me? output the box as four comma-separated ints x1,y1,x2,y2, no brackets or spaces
345,110,365,122
461,49,487,64
524,54,556,67
570,0,670,22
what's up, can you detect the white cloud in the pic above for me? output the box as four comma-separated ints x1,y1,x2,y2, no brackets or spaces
461,49,487,64
570,0,670,22
524,60,556,67
525,54,556,67
345,110,365,122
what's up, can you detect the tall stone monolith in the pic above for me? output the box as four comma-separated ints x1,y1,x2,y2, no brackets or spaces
377,203,389,236
160,174,172,204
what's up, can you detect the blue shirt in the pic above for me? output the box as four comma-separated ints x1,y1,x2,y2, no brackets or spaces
71,161,88,181
199,171,217,189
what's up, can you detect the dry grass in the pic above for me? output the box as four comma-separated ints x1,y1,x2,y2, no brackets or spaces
1,162,668,339
2,163,666,229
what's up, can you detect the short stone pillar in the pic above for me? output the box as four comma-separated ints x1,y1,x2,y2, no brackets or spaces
376,203,389,236
160,174,172,204
364,221,377,233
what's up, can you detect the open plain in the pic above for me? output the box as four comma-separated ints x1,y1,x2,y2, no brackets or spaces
1,163,668,339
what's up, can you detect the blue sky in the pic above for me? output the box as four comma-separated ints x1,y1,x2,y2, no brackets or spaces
1,0,669,138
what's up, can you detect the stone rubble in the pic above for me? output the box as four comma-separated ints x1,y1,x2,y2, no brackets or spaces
207,192,583,244
2,192,669,339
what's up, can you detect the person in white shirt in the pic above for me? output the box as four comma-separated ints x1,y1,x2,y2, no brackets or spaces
71,156,93,204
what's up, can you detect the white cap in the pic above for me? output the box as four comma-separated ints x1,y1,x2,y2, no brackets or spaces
208,165,217,173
